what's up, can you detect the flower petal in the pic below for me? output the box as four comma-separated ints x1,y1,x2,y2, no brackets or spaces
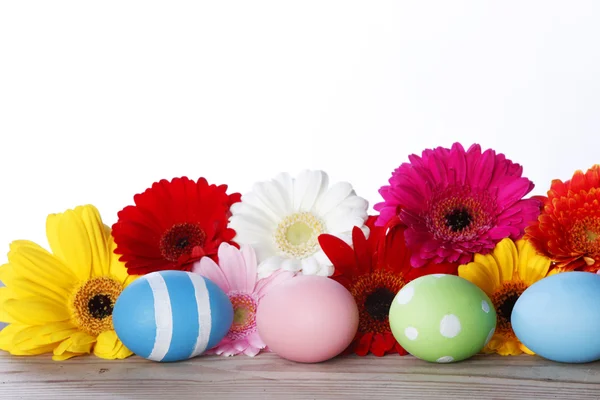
293,170,329,212
3,298,70,325
517,239,551,285
192,256,231,293
46,205,111,281
216,243,250,292
315,182,354,216
54,331,96,356
490,238,518,283
458,261,498,296
5,241,76,300
94,330,133,360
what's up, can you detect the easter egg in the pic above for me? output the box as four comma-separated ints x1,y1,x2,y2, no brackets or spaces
113,270,233,362
389,274,496,363
256,275,358,363
512,271,600,363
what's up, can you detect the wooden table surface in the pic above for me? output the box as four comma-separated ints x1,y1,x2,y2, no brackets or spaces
1,352,600,399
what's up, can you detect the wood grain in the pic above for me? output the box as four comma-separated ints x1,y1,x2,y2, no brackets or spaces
1,352,600,399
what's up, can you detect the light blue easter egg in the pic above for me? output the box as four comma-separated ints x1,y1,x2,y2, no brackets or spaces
512,271,600,363
113,270,233,362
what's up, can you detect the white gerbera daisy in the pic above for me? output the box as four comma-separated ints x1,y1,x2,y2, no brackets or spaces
229,170,369,278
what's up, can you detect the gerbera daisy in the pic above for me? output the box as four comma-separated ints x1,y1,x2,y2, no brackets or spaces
375,142,541,267
525,165,600,273
112,177,241,275
458,237,552,355
229,170,369,278
192,242,294,356
0,205,137,361
318,216,458,356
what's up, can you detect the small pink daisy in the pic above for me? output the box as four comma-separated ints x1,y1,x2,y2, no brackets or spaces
375,142,541,267
192,242,294,357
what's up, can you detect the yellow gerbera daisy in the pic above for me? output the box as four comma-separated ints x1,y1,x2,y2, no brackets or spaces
458,237,552,356
0,205,137,361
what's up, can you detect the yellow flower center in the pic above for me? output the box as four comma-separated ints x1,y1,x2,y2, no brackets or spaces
274,212,325,258
490,281,528,338
71,277,123,336
569,216,600,261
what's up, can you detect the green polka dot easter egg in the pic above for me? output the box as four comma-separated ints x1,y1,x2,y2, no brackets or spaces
389,274,496,363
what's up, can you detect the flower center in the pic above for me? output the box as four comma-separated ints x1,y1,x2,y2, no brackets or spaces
445,207,473,232
569,216,600,260
274,212,325,258
88,294,113,319
491,281,528,337
159,223,206,262
364,287,396,321
72,277,123,336
227,293,257,340
351,271,405,334
426,187,495,242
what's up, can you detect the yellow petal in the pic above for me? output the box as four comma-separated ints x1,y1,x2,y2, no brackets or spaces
12,322,78,351
54,331,96,356
0,287,18,323
471,252,501,290
458,261,498,296
3,297,71,325
94,330,133,360
519,342,536,355
490,238,518,283
516,239,551,285
0,324,28,352
107,234,136,286
46,205,111,281
0,263,14,286
496,339,523,356
6,240,76,299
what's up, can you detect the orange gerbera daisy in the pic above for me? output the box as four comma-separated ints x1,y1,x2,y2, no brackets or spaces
525,165,600,273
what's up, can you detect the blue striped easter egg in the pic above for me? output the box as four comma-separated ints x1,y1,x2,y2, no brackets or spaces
113,270,233,362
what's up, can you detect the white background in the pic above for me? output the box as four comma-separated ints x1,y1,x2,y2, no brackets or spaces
1,0,599,257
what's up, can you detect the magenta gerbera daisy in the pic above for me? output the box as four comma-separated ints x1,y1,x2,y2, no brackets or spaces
375,142,541,267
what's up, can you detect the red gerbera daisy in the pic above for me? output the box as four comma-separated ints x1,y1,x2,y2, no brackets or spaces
112,177,241,275
318,216,458,357
525,165,600,273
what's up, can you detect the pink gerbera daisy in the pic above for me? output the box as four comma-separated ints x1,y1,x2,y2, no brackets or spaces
192,243,294,357
375,142,541,267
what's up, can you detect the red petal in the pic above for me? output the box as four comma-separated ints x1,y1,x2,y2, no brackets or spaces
352,226,371,274
354,332,374,356
318,233,358,278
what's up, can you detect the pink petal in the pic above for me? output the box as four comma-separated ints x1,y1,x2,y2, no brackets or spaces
217,242,250,292
245,330,267,350
192,256,231,293
243,346,261,357
240,245,258,291
255,269,296,299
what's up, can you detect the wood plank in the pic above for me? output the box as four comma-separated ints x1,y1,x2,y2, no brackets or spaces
1,353,600,399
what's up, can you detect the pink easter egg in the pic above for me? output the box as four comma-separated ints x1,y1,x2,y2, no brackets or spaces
256,275,359,363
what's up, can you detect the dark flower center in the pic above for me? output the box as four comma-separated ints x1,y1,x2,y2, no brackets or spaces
445,207,472,232
364,287,396,321
87,294,114,320
160,223,206,262
497,293,519,322
491,282,527,337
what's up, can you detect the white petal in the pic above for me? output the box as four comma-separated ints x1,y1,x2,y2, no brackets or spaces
233,195,282,224
257,255,285,279
325,210,367,234
312,249,332,266
300,256,320,275
293,170,329,212
281,258,302,273
272,172,294,215
252,180,291,219
315,182,354,216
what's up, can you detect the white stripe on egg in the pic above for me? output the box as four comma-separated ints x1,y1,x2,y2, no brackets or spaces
146,273,174,362
189,274,213,358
